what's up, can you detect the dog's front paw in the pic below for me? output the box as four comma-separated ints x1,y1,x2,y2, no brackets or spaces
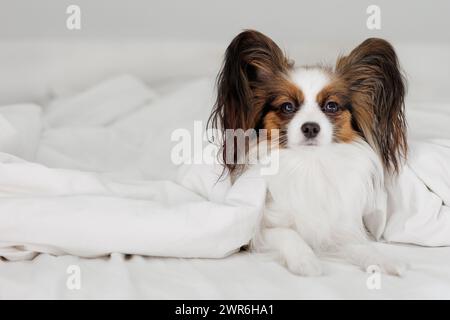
366,258,409,277
284,252,323,277
379,259,409,277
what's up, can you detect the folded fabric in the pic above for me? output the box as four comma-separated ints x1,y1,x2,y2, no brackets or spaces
44,74,157,127
384,139,450,246
0,153,265,260
0,103,42,161
37,76,215,180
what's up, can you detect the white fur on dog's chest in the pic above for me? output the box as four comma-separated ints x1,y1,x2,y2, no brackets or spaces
264,140,385,250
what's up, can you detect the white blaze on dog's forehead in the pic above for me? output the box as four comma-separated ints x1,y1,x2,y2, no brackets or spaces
291,67,331,102
286,67,334,147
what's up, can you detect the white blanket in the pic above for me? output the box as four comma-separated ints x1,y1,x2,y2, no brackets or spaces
0,75,266,260
385,139,450,246
0,75,449,261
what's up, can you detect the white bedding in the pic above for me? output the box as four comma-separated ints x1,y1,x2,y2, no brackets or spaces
1,75,450,299
0,76,266,261
2,245,450,299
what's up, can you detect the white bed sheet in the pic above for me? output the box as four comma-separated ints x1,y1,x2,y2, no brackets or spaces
1,243,450,299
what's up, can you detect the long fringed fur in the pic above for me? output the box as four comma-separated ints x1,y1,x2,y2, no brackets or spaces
335,38,407,173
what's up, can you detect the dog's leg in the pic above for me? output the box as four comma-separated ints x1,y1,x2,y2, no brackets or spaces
332,242,408,276
261,227,322,276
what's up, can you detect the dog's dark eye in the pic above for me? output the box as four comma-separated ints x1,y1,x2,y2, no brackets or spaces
323,101,340,113
280,102,295,113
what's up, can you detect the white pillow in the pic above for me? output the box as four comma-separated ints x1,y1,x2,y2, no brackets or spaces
37,76,215,180
45,74,158,127
0,104,42,161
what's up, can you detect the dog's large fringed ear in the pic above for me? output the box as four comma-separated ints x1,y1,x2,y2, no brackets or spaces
208,30,292,176
336,38,407,173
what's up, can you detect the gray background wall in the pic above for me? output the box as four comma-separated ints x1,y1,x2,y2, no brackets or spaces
0,0,449,44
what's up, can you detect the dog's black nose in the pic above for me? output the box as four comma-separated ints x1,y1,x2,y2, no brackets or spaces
301,122,320,139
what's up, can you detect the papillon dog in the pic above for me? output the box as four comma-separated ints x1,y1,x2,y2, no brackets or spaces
208,30,408,276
